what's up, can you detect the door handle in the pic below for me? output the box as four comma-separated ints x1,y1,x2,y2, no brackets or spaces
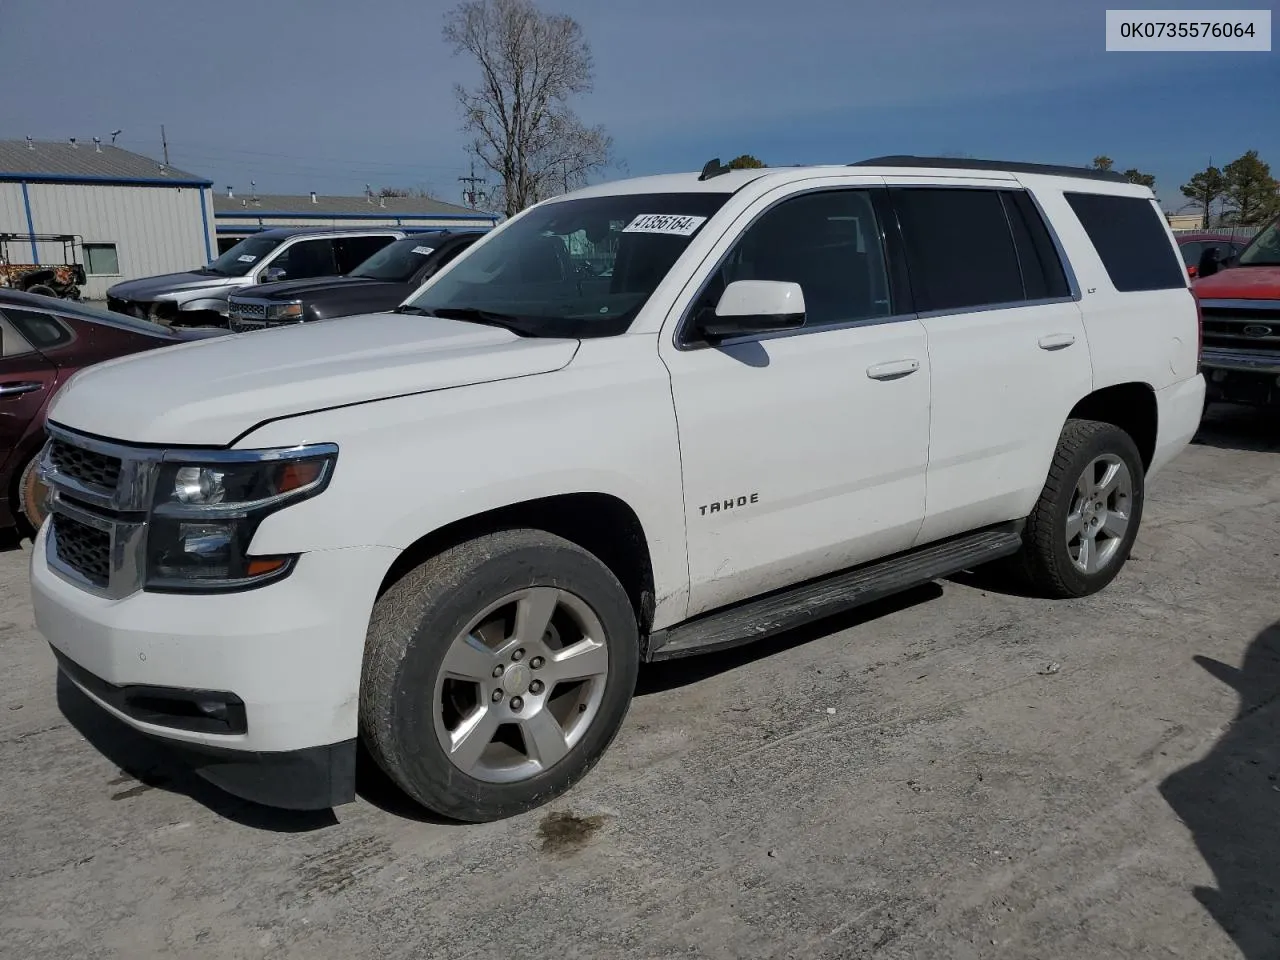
1038,333,1076,351
866,359,920,381
0,381,42,397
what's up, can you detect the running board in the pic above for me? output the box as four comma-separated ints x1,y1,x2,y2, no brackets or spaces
644,525,1024,661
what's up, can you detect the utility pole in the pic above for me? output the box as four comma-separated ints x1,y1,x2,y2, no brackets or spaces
160,125,169,166
459,160,486,209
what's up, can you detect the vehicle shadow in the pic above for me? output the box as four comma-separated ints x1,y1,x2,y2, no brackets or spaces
636,583,944,695
57,673,339,832
0,528,23,553
1194,404,1280,454
1158,621,1280,958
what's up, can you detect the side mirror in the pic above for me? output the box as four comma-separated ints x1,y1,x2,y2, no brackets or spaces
1197,246,1222,279
695,280,806,341
262,266,287,283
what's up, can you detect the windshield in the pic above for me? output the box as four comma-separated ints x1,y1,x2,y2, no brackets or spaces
350,236,442,281
204,235,284,277
1238,218,1280,266
404,192,730,338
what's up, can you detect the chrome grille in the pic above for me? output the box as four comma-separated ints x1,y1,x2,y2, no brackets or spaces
50,513,111,587
1200,299,1280,352
49,439,122,491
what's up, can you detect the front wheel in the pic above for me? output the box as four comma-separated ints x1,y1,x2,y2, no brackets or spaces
1015,419,1145,599
360,529,639,822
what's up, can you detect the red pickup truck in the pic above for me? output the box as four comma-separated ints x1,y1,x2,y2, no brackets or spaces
1193,214,1280,411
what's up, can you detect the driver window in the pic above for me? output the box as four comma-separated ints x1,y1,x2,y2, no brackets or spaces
271,239,337,280
690,189,892,331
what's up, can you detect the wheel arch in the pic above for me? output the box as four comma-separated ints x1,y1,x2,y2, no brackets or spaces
376,492,658,635
1067,382,1158,469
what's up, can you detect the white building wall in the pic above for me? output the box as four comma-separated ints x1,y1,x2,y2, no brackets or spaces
2,182,215,299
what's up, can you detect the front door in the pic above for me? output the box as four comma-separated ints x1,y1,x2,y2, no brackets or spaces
659,183,932,617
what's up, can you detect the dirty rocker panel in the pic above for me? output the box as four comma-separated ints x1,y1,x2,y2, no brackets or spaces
644,523,1025,660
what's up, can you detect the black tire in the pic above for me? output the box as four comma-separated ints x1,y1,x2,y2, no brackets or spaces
25,284,57,298
360,529,639,822
1014,419,1145,599
15,453,47,538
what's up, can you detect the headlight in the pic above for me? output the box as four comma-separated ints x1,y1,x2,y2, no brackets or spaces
145,444,337,592
267,301,304,321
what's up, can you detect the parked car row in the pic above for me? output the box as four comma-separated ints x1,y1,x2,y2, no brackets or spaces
106,227,484,329
30,156,1206,822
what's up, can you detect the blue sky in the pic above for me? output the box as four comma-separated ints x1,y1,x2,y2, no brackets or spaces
2,0,1276,212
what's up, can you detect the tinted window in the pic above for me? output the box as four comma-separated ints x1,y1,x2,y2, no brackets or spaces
892,188,1023,312
1064,193,1185,291
3,308,72,349
691,189,892,331
1004,191,1070,300
272,239,337,280
335,235,397,274
1178,240,1201,266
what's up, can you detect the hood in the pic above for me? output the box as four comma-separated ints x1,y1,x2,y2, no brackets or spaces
233,276,393,302
107,271,238,300
1193,266,1280,301
48,313,580,446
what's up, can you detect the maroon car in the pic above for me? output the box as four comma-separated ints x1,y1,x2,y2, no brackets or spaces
1,291,225,535
1177,232,1249,279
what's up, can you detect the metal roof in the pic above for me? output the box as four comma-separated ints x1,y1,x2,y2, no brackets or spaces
0,140,209,185
213,193,493,218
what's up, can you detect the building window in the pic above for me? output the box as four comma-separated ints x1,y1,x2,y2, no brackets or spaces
84,243,120,276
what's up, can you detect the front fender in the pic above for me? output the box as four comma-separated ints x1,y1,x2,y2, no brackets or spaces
236,342,692,627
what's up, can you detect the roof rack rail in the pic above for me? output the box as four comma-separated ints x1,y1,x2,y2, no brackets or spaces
851,155,1130,184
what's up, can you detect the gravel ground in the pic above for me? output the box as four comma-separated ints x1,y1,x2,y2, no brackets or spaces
1,406,1277,960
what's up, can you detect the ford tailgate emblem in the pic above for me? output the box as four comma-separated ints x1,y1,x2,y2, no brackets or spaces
1242,324,1273,338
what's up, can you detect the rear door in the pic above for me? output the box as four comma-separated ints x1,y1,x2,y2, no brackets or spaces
887,180,1094,544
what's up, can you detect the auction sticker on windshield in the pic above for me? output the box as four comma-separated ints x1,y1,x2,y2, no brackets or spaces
412,246,436,255
622,214,708,237
237,255,258,263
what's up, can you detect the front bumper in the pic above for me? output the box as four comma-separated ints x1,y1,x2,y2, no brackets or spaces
31,526,397,807
1201,349,1280,407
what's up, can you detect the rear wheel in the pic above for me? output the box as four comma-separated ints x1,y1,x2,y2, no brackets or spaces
1015,419,1145,599
25,284,56,298
360,529,639,822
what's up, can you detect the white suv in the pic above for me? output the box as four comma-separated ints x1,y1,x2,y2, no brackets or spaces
31,157,1205,821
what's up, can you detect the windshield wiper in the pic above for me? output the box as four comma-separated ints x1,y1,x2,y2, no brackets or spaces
404,305,541,336
393,304,435,316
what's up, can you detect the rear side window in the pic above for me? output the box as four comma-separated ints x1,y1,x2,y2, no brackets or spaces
891,188,1024,313
1003,192,1070,300
0,314,36,356
1178,240,1201,266
1064,193,1185,292
2,308,72,350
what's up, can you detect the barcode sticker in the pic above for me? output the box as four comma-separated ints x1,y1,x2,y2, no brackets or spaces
622,214,707,237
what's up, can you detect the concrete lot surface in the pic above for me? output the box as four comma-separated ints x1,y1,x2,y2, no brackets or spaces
1,408,1277,960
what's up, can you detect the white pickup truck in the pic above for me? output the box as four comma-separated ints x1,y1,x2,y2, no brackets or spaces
31,156,1204,822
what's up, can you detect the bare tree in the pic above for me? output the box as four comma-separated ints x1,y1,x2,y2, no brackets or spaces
443,0,615,217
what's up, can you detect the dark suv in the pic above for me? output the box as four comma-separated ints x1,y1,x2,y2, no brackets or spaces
226,231,484,332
